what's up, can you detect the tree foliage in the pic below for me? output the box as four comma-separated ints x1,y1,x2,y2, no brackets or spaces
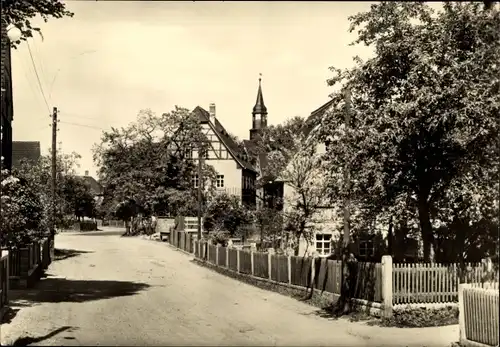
61,175,96,220
203,192,254,239
281,138,328,256
93,107,217,221
1,170,45,247
313,2,500,261
12,151,94,228
1,151,89,246
250,116,306,186
1,0,74,47
254,206,284,250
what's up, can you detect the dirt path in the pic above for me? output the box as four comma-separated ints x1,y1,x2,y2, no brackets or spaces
1,229,458,346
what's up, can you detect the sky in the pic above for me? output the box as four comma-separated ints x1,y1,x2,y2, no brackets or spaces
11,1,376,177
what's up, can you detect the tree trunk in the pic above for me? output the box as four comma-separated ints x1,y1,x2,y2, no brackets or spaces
387,215,394,256
260,224,264,250
417,197,434,262
294,241,300,257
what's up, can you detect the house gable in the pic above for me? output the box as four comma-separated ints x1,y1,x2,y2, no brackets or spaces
168,106,257,174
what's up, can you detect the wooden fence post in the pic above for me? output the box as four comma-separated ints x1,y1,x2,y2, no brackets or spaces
381,255,393,318
5,250,10,305
226,247,229,267
458,283,470,344
251,251,254,276
268,252,272,280
310,255,316,288
215,245,219,266
287,256,292,285
237,250,240,273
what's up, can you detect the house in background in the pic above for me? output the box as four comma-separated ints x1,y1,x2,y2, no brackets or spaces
280,100,342,257
11,141,41,169
79,170,104,204
280,100,394,258
168,77,276,208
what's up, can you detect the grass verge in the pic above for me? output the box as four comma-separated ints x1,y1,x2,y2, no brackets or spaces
379,306,459,328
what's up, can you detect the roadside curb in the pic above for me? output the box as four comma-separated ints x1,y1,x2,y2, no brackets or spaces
165,243,194,257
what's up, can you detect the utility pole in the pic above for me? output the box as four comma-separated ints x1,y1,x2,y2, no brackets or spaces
50,107,58,240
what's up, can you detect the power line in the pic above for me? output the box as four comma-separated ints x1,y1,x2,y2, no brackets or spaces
59,112,124,129
26,40,51,114
18,54,46,112
61,112,107,122
59,120,105,130
31,37,50,102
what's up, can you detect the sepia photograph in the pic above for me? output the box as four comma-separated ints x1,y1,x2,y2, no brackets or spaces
1,0,499,346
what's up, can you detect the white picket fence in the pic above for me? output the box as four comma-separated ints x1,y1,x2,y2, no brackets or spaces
459,282,499,347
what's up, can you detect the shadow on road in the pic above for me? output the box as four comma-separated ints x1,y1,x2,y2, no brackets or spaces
53,248,94,262
1,307,21,324
10,326,78,346
8,278,150,305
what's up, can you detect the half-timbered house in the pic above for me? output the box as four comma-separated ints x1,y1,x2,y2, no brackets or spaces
167,78,274,208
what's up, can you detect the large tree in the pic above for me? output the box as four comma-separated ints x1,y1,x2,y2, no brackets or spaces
281,137,328,256
1,0,73,47
314,2,500,262
251,116,306,185
14,151,85,226
93,107,217,224
61,175,96,220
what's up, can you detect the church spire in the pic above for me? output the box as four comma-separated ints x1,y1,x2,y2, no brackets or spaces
250,74,268,141
252,74,267,116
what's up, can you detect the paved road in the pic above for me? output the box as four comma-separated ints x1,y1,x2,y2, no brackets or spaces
1,229,458,346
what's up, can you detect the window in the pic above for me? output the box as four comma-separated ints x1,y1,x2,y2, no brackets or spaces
244,176,254,190
185,149,192,158
192,174,199,188
216,174,224,188
315,234,332,256
359,240,374,258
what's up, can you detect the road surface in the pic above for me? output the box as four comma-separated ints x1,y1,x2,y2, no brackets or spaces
1,229,458,346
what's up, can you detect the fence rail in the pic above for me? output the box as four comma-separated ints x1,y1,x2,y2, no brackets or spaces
459,283,499,347
0,238,52,309
393,263,499,305
168,229,498,322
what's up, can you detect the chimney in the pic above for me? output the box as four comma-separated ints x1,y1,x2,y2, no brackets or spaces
84,170,89,176
209,103,216,122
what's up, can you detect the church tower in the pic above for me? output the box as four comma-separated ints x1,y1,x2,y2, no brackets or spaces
249,75,268,141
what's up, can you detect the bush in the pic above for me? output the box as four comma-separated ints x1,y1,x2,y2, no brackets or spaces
1,171,46,247
380,305,459,328
208,230,230,246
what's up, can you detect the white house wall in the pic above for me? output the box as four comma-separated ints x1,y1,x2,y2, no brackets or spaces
192,123,243,198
